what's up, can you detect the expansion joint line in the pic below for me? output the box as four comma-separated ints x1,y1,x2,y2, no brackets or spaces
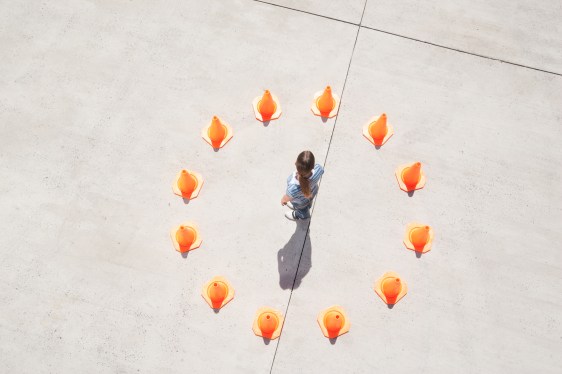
268,1,369,372
250,0,561,77
252,0,359,26
360,26,562,77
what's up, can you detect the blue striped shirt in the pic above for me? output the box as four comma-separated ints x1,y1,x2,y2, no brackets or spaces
286,164,324,207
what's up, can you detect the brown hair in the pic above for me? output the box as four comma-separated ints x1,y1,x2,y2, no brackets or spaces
296,151,315,198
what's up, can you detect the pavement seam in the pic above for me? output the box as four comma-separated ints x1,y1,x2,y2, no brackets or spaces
251,0,360,26
250,0,562,77
360,25,562,77
268,1,369,372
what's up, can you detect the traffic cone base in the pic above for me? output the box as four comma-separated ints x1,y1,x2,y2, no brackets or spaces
311,90,340,118
252,93,282,122
170,222,202,253
374,272,408,306
317,305,350,339
395,163,426,192
252,307,284,340
201,117,234,149
201,276,235,309
362,115,394,147
403,222,434,253
172,170,204,199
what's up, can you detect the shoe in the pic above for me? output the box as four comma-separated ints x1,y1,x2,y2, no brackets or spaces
286,201,295,210
285,211,298,221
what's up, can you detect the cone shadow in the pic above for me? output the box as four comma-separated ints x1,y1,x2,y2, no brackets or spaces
262,120,271,127
415,250,423,259
180,251,190,259
387,303,395,309
277,222,312,290
407,190,415,197
329,337,338,345
182,198,191,205
374,145,382,150
321,116,329,123
262,337,271,345
213,147,220,152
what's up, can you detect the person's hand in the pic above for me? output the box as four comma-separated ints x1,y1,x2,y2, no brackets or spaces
281,195,291,206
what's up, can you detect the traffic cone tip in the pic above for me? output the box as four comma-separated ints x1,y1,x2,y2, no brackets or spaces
374,272,408,306
170,222,202,253
403,222,434,253
252,90,282,122
201,116,233,149
252,307,284,340
172,169,204,199
311,86,340,118
395,162,426,192
201,276,235,309
317,305,350,339
363,114,394,147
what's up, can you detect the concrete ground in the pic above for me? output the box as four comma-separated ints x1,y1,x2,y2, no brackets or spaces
1,0,561,373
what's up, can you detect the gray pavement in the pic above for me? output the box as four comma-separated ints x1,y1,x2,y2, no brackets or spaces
362,0,562,73
1,1,561,373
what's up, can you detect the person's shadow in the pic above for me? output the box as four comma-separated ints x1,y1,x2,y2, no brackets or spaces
277,220,312,290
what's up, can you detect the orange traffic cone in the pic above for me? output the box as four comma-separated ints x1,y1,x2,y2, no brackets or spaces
170,222,202,253
374,272,408,306
403,223,434,253
317,305,350,339
363,113,394,147
395,162,426,192
252,90,282,122
201,116,233,149
172,169,204,199
201,276,235,309
311,86,339,118
252,307,284,340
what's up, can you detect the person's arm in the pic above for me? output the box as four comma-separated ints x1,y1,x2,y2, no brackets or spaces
310,164,324,183
281,194,293,205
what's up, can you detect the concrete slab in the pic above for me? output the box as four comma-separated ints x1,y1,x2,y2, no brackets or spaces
256,0,366,24
362,0,562,74
271,28,562,373
3,0,562,372
0,0,358,372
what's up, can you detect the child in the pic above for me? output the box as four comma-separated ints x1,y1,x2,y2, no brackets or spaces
281,150,324,221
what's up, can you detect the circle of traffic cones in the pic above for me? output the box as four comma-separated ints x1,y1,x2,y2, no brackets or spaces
374,272,408,306
317,305,350,339
311,86,339,118
201,276,235,309
172,169,204,199
252,307,284,340
403,223,434,253
201,116,233,149
395,162,426,192
252,90,282,122
363,113,394,147
170,222,202,253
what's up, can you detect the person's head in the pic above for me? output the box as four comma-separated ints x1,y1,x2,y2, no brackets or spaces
296,151,315,198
